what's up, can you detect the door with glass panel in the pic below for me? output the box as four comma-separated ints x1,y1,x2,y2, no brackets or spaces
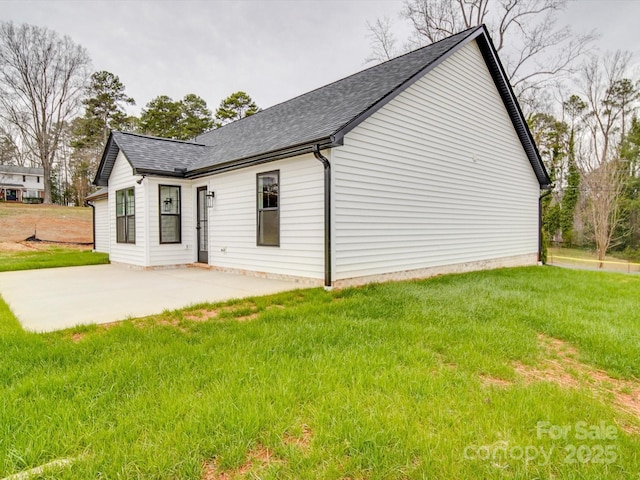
196,187,208,263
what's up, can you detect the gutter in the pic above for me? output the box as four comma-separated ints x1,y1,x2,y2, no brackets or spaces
187,138,339,179
313,145,332,289
538,186,554,263
87,201,96,251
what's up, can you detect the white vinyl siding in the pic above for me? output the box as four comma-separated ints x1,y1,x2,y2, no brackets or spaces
208,154,324,279
147,178,195,266
331,40,540,280
108,151,146,266
93,198,109,253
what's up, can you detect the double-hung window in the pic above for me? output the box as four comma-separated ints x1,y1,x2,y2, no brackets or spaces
116,187,135,244
257,171,279,246
159,185,181,243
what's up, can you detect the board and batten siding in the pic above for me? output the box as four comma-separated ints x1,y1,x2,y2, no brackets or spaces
208,154,324,280
92,198,109,253
146,178,195,266
331,40,540,281
107,151,146,266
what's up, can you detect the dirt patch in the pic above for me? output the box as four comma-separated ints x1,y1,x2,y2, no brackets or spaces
202,445,282,479
184,303,260,323
0,203,92,243
479,374,513,388
515,334,640,427
184,309,220,322
70,333,85,343
283,425,313,449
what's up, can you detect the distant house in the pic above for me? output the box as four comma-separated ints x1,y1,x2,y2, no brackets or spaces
92,25,551,287
0,165,44,203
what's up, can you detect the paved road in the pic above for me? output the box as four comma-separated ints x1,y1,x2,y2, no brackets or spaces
0,265,303,332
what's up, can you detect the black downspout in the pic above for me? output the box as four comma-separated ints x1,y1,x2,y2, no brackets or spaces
313,145,332,288
88,201,96,251
538,188,553,263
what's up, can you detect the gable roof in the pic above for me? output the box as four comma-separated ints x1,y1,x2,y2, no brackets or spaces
94,25,551,188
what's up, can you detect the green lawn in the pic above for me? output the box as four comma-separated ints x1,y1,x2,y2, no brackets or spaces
0,246,109,272
1,267,639,478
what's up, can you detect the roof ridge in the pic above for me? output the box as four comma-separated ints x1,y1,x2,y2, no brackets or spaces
330,26,484,139
113,130,207,146
195,25,482,142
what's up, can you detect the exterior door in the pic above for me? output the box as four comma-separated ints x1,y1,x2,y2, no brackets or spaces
196,187,208,263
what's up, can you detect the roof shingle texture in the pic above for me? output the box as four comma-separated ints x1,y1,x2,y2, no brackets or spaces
111,132,208,172
190,27,478,170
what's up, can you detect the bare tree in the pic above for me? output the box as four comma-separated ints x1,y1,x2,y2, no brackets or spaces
0,122,34,167
0,22,91,203
367,0,596,111
365,17,399,63
575,52,636,264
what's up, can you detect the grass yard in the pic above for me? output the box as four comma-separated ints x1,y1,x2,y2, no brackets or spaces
0,245,109,272
1,267,640,478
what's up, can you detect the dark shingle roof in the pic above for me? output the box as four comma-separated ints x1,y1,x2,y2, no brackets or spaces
94,132,209,185
189,27,479,171
112,132,208,172
94,25,550,188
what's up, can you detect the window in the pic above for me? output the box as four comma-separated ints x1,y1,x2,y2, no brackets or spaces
116,187,135,244
37,176,40,183
22,175,26,182
257,171,279,246
159,185,181,243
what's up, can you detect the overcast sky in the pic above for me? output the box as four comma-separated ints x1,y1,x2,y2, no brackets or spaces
2,0,639,116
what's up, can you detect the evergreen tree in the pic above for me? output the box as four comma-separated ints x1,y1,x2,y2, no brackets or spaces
179,94,215,139
70,71,135,204
560,130,580,247
140,94,213,140
215,91,259,127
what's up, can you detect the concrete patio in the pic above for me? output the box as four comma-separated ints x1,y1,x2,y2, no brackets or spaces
0,264,303,332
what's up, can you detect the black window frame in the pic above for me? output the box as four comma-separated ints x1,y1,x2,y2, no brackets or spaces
116,187,136,244
159,184,182,244
256,170,280,247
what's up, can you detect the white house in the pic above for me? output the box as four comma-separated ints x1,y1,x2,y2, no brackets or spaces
0,165,45,203
91,26,551,287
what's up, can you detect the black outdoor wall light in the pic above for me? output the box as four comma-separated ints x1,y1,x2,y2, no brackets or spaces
206,191,215,208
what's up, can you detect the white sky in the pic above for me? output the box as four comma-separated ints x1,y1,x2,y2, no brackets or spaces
1,0,639,116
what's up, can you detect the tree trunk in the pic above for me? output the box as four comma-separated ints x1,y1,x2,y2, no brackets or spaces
42,160,52,204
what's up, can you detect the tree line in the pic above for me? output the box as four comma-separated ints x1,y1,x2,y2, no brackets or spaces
0,21,259,206
366,0,640,262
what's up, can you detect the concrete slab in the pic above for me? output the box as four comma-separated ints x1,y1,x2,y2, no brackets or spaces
0,265,303,332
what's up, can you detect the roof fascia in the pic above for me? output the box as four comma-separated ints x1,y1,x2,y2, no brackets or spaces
330,26,484,145
93,133,141,186
186,138,337,178
134,168,187,178
474,26,552,188
93,133,117,186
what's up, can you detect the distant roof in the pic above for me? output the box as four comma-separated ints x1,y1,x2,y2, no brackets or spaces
86,187,108,201
94,25,550,188
0,165,44,175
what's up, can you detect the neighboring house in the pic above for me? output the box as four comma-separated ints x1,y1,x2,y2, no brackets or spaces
0,165,45,203
92,25,551,287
